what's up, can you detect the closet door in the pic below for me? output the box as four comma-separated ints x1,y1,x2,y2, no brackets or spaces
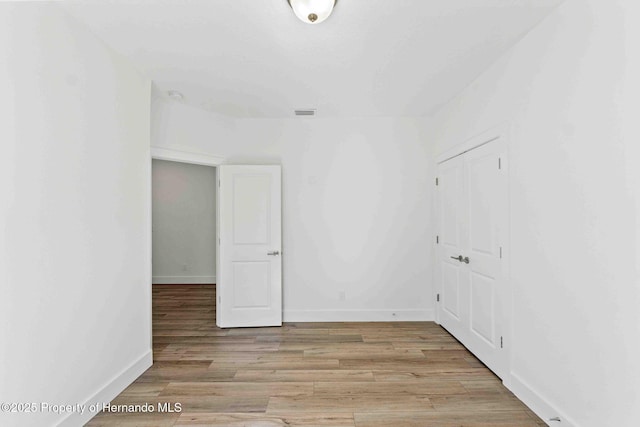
436,138,508,379
436,155,468,340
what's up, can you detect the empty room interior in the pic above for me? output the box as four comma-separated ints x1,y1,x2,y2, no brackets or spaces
1,1,639,426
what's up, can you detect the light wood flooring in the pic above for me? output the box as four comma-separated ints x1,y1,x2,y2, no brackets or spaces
86,285,545,426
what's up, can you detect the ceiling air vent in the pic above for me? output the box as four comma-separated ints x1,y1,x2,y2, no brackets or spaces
294,109,316,117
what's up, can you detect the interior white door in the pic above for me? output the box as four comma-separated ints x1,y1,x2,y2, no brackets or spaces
436,139,507,378
217,165,282,328
437,154,468,339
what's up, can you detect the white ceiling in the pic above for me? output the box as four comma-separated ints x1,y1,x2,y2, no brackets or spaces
63,0,563,118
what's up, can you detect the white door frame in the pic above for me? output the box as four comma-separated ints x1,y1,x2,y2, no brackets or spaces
434,123,511,386
149,146,225,353
151,146,225,167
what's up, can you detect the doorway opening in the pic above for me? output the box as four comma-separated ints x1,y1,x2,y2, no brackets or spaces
151,159,217,358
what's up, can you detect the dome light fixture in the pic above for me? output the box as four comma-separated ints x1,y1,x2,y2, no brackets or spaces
287,0,337,25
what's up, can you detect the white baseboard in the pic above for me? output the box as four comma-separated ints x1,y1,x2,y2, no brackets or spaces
152,275,215,284
283,309,434,322
507,371,577,427
56,350,153,427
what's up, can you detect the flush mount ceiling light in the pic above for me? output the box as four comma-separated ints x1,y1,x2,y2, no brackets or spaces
287,0,337,24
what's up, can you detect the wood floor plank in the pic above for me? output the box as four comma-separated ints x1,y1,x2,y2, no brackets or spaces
152,330,228,337
311,348,425,359
313,380,467,396
460,378,513,394
136,362,237,383
392,340,468,350
175,412,356,426
429,394,530,413
207,355,342,370
339,357,483,371
153,336,256,345
161,342,280,353
118,382,169,397
278,342,395,352
353,410,541,427
86,412,180,426
267,395,434,413
87,285,545,426
372,368,499,381
161,381,314,398
256,334,363,343
420,349,475,360
234,369,375,382
226,326,321,336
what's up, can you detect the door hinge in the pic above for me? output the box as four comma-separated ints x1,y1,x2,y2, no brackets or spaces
218,295,221,304
435,177,439,186
500,336,503,348
500,246,502,259
218,180,220,187
437,293,440,302
498,157,502,170
436,235,439,244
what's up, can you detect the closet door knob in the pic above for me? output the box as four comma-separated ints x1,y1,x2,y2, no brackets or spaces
450,255,463,262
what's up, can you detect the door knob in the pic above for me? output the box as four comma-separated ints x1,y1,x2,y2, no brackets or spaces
450,255,470,264
267,251,280,256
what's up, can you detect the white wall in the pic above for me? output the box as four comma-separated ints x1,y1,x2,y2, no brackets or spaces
0,4,152,427
152,160,216,284
429,0,640,425
152,95,237,156
152,102,435,321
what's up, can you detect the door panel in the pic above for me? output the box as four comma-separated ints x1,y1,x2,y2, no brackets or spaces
470,272,495,344
233,261,270,308
464,141,506,377
436,138,507,379
218,165,282,328
442,262,460,318
437,155,467,335
468,151,500,262
440,159,463,248
233,175,271,244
